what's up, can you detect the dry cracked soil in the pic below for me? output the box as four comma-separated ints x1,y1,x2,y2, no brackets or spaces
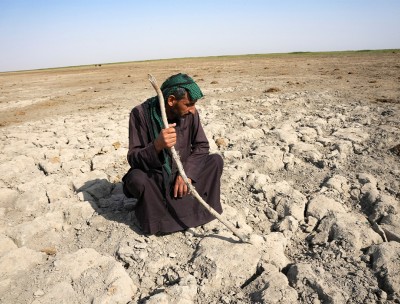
0,51,400,303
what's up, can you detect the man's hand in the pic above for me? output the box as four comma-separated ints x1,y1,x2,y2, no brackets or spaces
154,123,176,153
174,175,192,198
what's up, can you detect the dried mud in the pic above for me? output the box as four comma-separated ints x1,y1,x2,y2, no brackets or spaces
0,51,399,303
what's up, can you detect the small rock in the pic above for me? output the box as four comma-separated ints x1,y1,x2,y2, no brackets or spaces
215,137,228,148
112,141,121,149
307,194,346,220
358,173,377,186
192,232,262,291
34,289,45,297
368,241,400,295
260,232,290,270
249,146,285,172
133,242,147,250
40,247,57,256
264,206,279,221
223,150,242,160
306,216,319,232
74,224,83,230
276,216,299,236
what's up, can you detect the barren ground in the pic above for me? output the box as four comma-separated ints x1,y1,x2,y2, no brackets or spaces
0,51,399,303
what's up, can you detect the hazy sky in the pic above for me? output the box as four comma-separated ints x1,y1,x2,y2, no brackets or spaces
1,0,399,72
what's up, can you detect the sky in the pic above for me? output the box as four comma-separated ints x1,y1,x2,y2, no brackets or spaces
0,0,399,72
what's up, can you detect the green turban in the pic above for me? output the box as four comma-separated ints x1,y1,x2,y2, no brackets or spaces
161,73,204,101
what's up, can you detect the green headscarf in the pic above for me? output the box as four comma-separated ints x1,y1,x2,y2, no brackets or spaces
161,73,204,101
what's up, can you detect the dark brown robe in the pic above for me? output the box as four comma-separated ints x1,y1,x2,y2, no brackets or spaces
123,100,223,234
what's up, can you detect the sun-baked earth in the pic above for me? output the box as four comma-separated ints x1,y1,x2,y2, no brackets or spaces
0,51,399,303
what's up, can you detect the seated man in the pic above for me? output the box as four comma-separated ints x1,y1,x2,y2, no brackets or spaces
123,73,223,235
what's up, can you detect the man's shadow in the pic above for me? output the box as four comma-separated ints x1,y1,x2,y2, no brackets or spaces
76,178,144,236
76,178,241,244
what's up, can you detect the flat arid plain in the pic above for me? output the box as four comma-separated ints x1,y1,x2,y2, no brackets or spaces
0,51,399,303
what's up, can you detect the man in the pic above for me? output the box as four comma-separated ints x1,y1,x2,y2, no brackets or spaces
123,73,223,235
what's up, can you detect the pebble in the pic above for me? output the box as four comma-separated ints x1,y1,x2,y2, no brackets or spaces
134,243,147,249
33,289,45,297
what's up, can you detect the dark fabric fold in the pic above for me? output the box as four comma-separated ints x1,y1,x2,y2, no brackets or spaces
123,99,222,234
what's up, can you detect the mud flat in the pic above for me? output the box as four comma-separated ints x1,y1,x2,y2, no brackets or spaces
0,51,399,303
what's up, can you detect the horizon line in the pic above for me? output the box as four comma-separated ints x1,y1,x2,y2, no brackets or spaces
1,48,399,74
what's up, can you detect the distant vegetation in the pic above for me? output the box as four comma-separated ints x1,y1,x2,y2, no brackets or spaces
3,49,399,73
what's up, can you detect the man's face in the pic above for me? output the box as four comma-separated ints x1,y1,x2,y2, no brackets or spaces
168,92,197,118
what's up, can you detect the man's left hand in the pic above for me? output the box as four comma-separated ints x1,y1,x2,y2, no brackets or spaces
174,175,192,198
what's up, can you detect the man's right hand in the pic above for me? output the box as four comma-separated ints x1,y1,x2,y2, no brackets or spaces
154,123,177,153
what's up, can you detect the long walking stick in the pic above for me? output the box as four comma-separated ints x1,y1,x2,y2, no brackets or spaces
148,74,250,243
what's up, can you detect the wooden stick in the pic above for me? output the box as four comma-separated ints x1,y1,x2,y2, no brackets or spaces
148,74,250,243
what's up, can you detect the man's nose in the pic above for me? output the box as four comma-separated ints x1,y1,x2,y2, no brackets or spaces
189,106,196,115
